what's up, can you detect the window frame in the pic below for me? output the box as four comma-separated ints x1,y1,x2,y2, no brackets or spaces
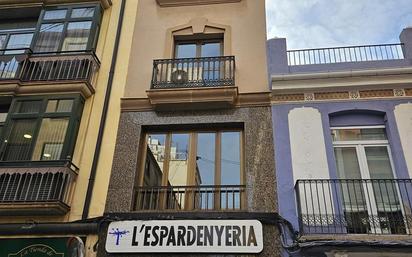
331,125,389,145
31,4,102,53
331,125,407,234
0,95,84,164
0,29,36,52
174,38,224,59
137,128,245,210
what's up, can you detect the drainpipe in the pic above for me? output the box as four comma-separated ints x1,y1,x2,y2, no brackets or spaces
82,0,127,220
0,221,99,235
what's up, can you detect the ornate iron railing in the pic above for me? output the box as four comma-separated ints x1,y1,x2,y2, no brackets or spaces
0,49,100,87
287,43,404,65
0,161,78,205
151,56,235,89
295,179,412,235
135,184,245,211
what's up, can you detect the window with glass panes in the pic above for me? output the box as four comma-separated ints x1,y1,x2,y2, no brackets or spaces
0,96,83,162
136,130,245,211
33,5,101,52
331,126,405,234
174,38,224,82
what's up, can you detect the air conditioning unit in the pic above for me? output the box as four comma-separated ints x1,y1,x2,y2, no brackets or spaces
160,66,203,83
171,69,188,84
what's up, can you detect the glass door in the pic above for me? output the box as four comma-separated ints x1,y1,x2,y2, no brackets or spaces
334,146,369,233
332,127,406,234
174,40,223,84
363,145,406,234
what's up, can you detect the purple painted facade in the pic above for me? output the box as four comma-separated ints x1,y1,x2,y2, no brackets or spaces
272,99,411,231
269,28,412,257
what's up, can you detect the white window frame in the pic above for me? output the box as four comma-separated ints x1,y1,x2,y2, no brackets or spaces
331,126,408,234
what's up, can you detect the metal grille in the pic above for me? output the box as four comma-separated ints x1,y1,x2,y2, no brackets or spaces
0,166,77,204
287,43,404,65
295,179,412,235
151,56,235,89
135,185,245,211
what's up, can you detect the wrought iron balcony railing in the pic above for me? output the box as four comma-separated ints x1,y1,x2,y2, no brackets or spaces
0,49,100,87
295,179,412,235
0,161,78,213
287,43,404,66
151,56,235,89
134,185,245,211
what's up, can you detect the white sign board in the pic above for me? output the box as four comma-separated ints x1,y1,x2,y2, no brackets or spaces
105,220,263,253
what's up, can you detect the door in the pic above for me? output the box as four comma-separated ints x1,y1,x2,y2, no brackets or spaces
332,126,406,234
174,40,223,83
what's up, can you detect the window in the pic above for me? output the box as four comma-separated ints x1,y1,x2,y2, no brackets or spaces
171,38,224,84
34,5,101,52
0,98,11,139
0,13,38,78
0,8,39,53
136,130,245,211
0,96,83,163
174,39,223,58
332,126,406,234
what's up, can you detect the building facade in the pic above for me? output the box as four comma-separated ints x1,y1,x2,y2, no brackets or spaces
0,0,138,256
100,0,281,256
269,28,412,256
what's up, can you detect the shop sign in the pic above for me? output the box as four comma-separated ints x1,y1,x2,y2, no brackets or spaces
106,219,263,253
0,237,84,257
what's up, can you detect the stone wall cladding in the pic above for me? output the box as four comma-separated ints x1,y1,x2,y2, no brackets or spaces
106,106,277,213
102,106,280,257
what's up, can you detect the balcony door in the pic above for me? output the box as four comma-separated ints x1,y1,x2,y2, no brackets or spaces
332,126,406,234
172,39,223,84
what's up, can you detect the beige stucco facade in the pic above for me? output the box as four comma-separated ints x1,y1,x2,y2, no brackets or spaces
0,0,138,225
125,0,269,98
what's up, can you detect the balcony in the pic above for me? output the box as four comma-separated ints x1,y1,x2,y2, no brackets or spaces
0,49,100,98
0,161,78,216
295,179,412,235
147,56,237,110
134,185,246,211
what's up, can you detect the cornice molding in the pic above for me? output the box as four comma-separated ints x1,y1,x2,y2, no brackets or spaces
0,0,112,9
271,87,412,104
120,90,271,112
0,81,94,98
156,0,241,7
272,67,412,94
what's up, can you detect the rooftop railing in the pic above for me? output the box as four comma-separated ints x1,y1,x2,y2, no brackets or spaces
151,56,235,89
134,184,245,211
0,48,100,87
287,43,404,66
295,179,412,235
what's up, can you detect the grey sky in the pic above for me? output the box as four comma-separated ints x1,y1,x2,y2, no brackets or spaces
266,0,412,49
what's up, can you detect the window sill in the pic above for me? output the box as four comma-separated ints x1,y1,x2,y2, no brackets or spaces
0,201,70,216
0,160,78,170
156,0,241,7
